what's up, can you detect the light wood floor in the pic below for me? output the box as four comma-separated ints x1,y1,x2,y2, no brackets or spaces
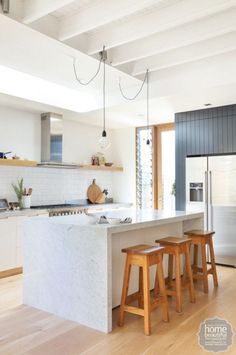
0,266,235,355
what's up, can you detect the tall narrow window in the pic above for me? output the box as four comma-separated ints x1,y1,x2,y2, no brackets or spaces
136,127,154,209
156,124,175,210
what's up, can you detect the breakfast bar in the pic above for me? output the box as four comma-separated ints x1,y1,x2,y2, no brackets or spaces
23,209,203,333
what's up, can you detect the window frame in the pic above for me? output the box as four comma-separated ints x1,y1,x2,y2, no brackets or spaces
135,123,175,209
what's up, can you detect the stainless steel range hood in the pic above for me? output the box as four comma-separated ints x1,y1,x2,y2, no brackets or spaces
38,113,78,168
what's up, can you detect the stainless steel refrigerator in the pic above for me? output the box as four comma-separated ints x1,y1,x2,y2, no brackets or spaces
186,155,236,267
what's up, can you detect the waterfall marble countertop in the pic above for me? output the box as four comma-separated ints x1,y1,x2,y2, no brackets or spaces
44,209,203,233
23,209,204,333
0,202,131,219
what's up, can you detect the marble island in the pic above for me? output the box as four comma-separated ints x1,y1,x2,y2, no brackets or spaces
23,209,203,333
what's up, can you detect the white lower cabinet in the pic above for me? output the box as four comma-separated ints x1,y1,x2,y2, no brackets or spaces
0,213,49,272
0,218,17,272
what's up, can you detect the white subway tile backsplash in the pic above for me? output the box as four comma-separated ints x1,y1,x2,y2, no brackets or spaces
0,166,113,205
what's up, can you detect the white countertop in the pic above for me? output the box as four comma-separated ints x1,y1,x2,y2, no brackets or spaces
0,202,131,219
43,209,204,233
0,208,48,219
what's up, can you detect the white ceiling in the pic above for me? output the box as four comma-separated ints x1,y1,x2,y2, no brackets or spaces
1,0,236,128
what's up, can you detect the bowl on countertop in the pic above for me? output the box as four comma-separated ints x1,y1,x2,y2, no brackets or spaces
107,217,121,225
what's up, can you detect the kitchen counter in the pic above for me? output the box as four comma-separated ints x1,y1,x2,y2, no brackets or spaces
0,208,49,219
0,202,131,219
23,209,204,333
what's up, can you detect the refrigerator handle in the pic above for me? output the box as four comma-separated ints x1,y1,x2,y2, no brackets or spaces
205,171,208,230
209,170,213,230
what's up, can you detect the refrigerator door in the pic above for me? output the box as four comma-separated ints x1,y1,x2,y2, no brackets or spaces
209,155,236,267
186,157,208,226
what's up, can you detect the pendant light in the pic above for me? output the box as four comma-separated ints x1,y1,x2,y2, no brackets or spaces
73,45,110,149
99,47,110,150
119,69,150,145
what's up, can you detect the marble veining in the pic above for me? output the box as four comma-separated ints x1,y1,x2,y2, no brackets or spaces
23,209,204,333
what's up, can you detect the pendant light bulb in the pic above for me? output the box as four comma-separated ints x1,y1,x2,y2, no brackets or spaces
99,130,110,150
146,138,150,145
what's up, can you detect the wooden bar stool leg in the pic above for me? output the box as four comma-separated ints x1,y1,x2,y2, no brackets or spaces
184,244,195,303
168,254,174,288
183,246,190,285
174,251,182,313
143,258,151,335
208,238,218,288
153,265,159,298
201,243,209,293
138,266,144,308
118,255,131,327
193,244,198,279
156,260,169,322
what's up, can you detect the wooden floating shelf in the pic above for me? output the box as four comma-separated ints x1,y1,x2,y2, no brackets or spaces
0,160,123,171
80,165,123,172
0,159,37,167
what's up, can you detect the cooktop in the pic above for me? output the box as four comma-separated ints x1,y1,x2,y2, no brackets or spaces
31,203,88,210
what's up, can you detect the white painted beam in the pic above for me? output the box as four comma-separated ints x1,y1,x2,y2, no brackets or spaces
148,50,236,95
110,7,236,66
23,0,73,24
87,0,236,55
131,31,236,75
58,0,160,41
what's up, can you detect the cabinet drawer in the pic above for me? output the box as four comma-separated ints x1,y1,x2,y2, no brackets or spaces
0,218,17,271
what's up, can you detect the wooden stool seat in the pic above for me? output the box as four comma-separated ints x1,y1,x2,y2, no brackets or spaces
118,244,169,336
185,230,215,237
122,244,165,255
184,230,218,293
157,237,191,245
155,237,195,313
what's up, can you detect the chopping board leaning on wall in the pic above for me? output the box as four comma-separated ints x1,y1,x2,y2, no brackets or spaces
87,179,105,204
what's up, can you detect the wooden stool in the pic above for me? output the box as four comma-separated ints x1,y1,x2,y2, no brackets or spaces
155,237,195,313
184,230,218,293
118,244,169,336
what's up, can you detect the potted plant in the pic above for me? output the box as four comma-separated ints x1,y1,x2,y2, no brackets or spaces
12,178,33,209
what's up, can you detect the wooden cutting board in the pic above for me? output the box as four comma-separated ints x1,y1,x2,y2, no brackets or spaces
87,179,103,203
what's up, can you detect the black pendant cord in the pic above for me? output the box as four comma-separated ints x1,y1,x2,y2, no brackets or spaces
73,46,105,86
102,52,106,136
119,70,148,101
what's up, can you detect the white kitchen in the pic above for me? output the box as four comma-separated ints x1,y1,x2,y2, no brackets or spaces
0,1,236,354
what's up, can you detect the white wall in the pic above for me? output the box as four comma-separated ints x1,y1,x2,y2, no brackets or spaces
0,105,113,164
0,105,136,204
0,165,113,205
0,106,41,160
63,119,113,164
111,128,136,205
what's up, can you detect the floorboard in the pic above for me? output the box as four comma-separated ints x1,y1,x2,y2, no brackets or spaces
0,266,235,355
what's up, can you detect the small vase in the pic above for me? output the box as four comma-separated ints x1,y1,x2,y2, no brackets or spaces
22,196,31,209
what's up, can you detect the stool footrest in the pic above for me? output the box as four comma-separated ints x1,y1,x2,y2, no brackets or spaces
166,289,176,296
124,305,144,316
207,268,213,275
192,265,203,273
150,296,166,311
126,291,140,304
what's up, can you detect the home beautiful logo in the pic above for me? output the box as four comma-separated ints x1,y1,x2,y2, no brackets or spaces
198,317,234,353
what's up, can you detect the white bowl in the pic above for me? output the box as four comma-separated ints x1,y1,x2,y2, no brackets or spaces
107,218,121,225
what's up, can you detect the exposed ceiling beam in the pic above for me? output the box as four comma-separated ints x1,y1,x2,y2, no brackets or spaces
131,31,236,75
110,7,236,66
147,50,236,95
87,0,236,55
23,0,73,24
58,0,161,41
